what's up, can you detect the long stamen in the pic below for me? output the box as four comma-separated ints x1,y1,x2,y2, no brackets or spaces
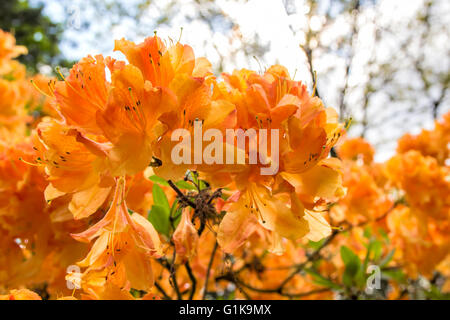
128,87,146,127
252,198,266,224
178,27,183,43
18,157,44,167
345,117,353,129
56,67,104,111
182,109,186,128
253,55,263,74
149,54,160,84
277,76,282,105
47,80,56,95
124,105,141,131
30,80,53,98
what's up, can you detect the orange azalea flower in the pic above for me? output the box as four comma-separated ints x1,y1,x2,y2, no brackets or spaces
8,28,450,300
330,139,392,224
397,111,450,166
0,30,27,75
72,178,163,291
26,74,60,122
0,78,32,141
114,36,232,180
387,205,450,278
154,84,236,180
214,66,344,254
114,35,211,87
95,63,177,176
35,118,114,219
385,150,450,222
53,55,111,135
172,208,199,263
0,289,41,300
337,137,375,165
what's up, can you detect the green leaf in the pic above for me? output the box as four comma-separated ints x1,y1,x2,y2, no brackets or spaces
363,226,372,239
425,284,450,300
169,199,182,229
304,268,341,290
379,249,395,267
175,180,196,190
378,227,390,243
199,179,208,190
363,241,373,271
148,175,170,187
172,208,183,229
148,205,170,237
371,240,382,261
341,246,362,287
341,246,359,265
152,184,170,211
308,238,326,250
382,269,406,283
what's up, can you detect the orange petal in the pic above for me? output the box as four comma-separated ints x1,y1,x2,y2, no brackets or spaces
54,55,109,134
69,184,112,220
217,194,259,253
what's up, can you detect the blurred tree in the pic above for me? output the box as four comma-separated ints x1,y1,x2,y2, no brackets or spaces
0,0,70,73
52,0,268,73
280,0,449,154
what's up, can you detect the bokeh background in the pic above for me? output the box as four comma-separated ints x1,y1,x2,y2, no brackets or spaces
3,0,449,160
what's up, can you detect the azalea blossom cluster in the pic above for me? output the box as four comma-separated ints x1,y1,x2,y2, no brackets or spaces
210,115,449,300
320,115,450,299
0,30,345,299
1,29,448,300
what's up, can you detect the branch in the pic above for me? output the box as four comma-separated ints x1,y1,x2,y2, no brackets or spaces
157,256,182,300
214,203,397,298
202,240,218,300
184,262,197,300
154,281,172,300
168,179,196,208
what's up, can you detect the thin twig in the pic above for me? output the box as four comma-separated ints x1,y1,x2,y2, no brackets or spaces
184,262,197,300
157,256,182,300
154,281,171,300
202,241,218,300
168,179,196,208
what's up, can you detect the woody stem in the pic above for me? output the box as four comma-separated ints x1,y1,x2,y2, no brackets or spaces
202,240,218,300
184,262,196,300
168,180,196,209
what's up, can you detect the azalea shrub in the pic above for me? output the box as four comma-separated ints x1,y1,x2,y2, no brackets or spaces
0,29,449,300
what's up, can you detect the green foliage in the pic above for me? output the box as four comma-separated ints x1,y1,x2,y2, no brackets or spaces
147,176,194,237
340,246,363,287
152,183,170,210
175,180,196,190
148,175,196,190
308,238,326,250
304,268,341,290
0,0,70,73
424,284,450,300
148,204,170,238
147,184,171,237
148,175,170,187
